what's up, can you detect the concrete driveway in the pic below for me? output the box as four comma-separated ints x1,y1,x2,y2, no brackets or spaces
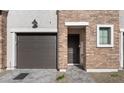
0,66,95,83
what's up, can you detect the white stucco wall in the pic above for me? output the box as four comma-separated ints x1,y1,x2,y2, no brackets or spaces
7,10,57,69
7,10,57,28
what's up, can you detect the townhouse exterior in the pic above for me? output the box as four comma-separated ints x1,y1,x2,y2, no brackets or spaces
0,10,123,72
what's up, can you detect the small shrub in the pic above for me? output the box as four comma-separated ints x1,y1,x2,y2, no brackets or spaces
110,73,119,77
56,74,65,81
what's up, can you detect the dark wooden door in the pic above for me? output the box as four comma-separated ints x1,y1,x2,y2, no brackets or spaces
68,34,80,64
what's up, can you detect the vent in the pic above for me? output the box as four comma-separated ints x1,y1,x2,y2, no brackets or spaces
13,73,29,80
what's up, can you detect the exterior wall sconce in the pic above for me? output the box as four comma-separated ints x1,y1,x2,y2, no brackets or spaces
32,19,38,28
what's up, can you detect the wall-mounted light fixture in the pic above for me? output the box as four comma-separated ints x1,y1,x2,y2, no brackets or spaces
32,19,38,28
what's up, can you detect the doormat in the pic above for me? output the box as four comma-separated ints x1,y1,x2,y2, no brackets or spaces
13,73,29,80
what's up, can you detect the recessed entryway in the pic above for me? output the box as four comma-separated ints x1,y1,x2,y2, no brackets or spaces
67,27,86,68
17,33,57,69
68,34,80,64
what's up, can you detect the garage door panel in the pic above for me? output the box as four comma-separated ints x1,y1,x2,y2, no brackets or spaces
17,33,56,69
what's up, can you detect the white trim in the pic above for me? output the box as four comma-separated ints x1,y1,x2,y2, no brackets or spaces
9,28,57,33
120,28,124,32
68,63,80,66
97,24,114,47
87,69,118,72
6,67,15,70
120,28,124,69
65,22,89,26
10,33,16,69
59,69,66,72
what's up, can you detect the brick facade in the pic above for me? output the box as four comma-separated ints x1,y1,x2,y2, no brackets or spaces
0,10,120,71
58,10,120,70
0,11,7,71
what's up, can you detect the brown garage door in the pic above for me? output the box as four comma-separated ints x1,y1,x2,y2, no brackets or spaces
17,33,56,69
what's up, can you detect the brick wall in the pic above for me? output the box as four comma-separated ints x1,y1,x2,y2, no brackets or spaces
58,10,120,70
0,11,7,71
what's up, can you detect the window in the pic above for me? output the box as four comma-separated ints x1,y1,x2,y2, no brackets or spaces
97,25,114,47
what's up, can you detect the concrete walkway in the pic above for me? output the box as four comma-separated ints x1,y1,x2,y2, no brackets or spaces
0,66,95,83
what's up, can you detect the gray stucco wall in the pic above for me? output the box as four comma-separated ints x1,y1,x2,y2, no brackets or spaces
119,10,124,28
7,10,57,29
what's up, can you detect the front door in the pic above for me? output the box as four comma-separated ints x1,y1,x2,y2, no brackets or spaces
68,34,80,64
